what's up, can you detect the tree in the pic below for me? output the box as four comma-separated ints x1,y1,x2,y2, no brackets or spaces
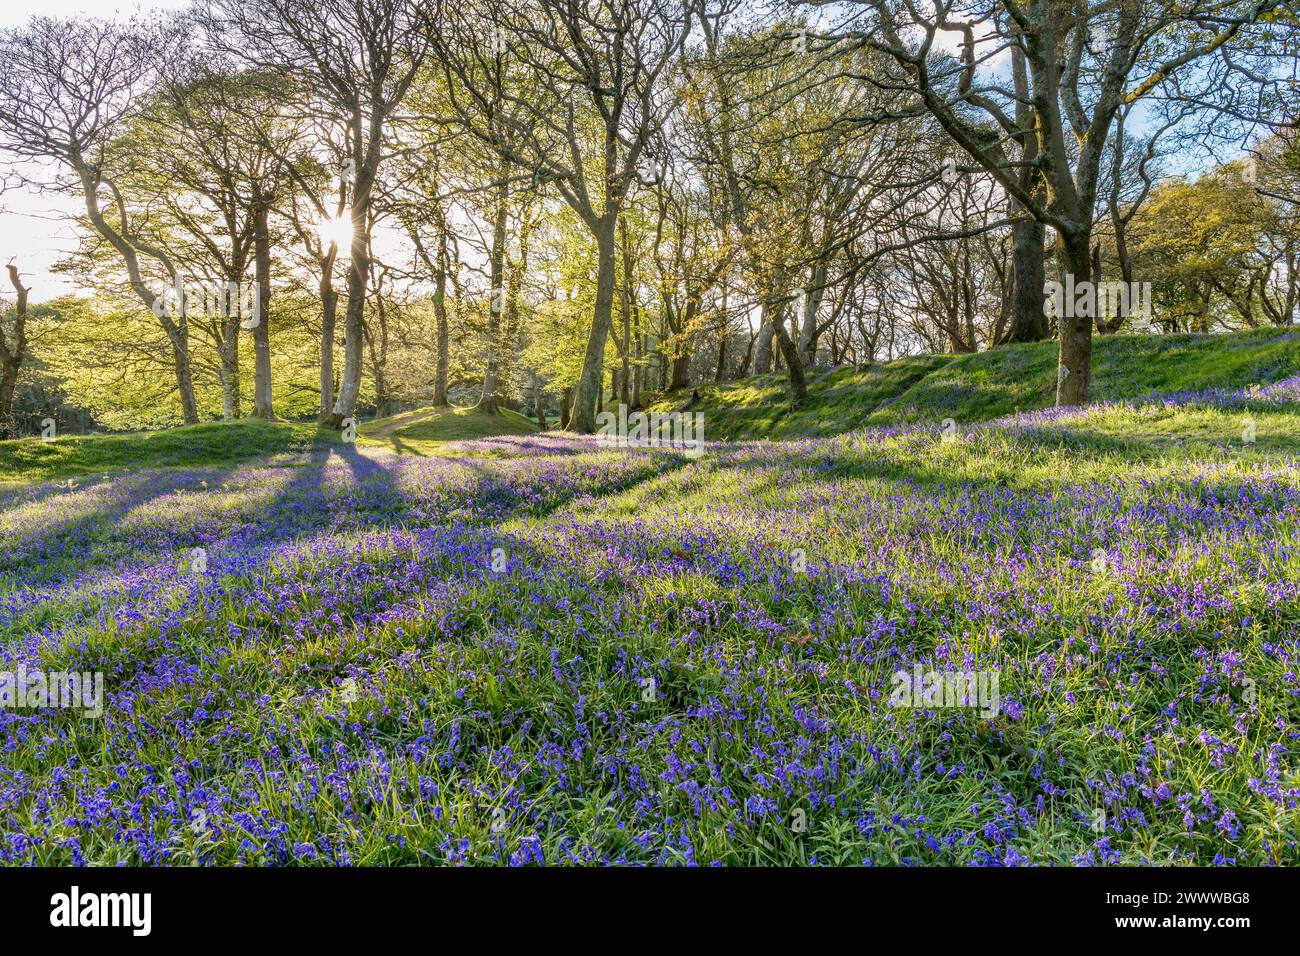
815,0,1283,404
0,265,30,438
431,0,691,432
0,16,202,423
126,62,300,419
1127,171,1270,331
203,0,433,427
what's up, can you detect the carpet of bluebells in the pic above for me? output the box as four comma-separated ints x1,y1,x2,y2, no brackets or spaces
1,377,1298,866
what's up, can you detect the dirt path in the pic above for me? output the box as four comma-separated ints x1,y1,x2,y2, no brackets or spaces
363,408,444,439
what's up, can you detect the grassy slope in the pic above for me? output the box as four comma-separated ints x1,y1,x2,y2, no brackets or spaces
649,328,1300,440
360,405,537,455
3,330,1293,484
0,405,538,485
0,419,328,486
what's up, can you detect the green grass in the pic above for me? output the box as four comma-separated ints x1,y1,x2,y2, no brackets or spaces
5,330,1294,485
649,328,1300,440
0,405,540,485
360,404,538,455
0,418,329,485
3,394,1297,864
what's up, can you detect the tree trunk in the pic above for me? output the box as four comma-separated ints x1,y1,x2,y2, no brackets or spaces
1007,215,1048,343
171,332,199,425
1005,40,1049,346
632,334,643,408
251,201,274,419
219,312,241,419
0,264,24,439
0,370,17,440
796,264,826,366
1057,233,1093,406
534,383,546,430
737,329,756,377
370,349,389,417
478,180,508,414
318,268,338,422
619,218,632,407
218,252,244,420
328,154,373,429
753,307,775,374
568,215,617,432
432,246,450,407
769,299,806,410
670,351,690,391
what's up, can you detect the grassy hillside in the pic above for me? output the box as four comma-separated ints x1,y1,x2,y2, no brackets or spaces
4,331,1293,485
649,328,1300,440
0,405,538,485
360,404,537,453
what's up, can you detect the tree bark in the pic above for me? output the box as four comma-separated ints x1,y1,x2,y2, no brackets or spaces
432,238,450,407
669,340,691,391
769,298,806,410
1007,215,1048,343
752,307,775,374
1004,39,1049,345
328,139,375,429
219,312,241,419
477,179,508,414
632,333,644,408
0,264,29,440
251,200,274,418
318,253,338,422
1057,233,1094,406
568,214,617,432
795,265,826,366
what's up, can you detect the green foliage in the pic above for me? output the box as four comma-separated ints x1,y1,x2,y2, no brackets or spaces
1125,170,1281,330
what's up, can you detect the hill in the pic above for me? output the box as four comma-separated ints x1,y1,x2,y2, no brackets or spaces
647,328,1300,440
359,404,538,452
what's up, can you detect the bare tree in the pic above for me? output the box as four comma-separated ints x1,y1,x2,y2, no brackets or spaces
203,0,433,427
0,16,202,423
430,0,691,431
814,0,1282,404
